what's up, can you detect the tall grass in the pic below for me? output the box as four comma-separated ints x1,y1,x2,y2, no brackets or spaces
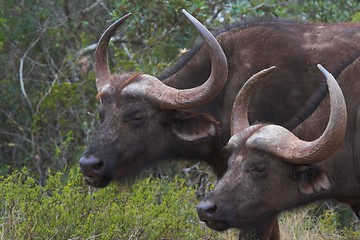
279,205,359,240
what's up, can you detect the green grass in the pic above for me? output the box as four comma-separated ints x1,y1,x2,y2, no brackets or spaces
0,168,221,239
0,168,358,239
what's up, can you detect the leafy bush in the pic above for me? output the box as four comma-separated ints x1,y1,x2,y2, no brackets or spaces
1,168,358,240
223,0,359,23
0,168,222,239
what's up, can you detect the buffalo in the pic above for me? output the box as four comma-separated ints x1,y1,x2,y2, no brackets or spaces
79,9,360,240
197,60,360,237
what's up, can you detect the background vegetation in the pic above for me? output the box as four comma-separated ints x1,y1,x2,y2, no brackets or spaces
1,0,359,239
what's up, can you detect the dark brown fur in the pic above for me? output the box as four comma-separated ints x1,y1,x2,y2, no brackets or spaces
197,57,360,238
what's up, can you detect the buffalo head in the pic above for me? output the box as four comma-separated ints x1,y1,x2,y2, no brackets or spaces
196,65,347,230
79,10,228,187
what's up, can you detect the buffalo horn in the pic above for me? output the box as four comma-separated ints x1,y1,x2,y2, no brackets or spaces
246,64,347,164
94,13,132,93
231,66,276,135
121,9,228,109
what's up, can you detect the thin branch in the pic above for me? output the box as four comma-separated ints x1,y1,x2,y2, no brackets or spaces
19,37,41,113
75,36,142,57
0,108,30,132
0,130,33,145
76,42,98,57
121,42,133,60
35,77,57,115
81,0,104,14
42,46,62,79
18,18,49,113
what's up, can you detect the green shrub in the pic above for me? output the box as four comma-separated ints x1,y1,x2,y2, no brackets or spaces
1,168,359,240
0,168,221,239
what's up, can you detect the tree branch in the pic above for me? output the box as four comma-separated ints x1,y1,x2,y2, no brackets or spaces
76,36,142,57
81,0,104,14
19,18,49,113
19,37,40,113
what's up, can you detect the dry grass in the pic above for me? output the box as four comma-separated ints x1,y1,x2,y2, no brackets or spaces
279,204,359,240
214,204,360,240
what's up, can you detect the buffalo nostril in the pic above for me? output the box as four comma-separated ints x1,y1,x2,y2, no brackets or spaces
79,156,104,172
197,200,217,214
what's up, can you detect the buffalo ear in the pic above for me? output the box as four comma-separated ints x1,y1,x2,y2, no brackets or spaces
294,165,331,195
169,111,219,142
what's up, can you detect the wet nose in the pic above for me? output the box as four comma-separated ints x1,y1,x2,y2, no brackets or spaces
197,200,217,217
79,155,104,175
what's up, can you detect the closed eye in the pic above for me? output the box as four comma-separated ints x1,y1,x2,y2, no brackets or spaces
123,109,143,121
251,165,268,178
122,109,148,127
131,113,145,121
122,104,157,127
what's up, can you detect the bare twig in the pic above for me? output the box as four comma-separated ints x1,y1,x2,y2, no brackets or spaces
19,18,49,113
121,42,133,60
0,130,33,145
75,36,142,57
19,37,41,113
76,42,98,57
35,77,57,115
81,0,103,14
0,108,30,132
42,46,62,79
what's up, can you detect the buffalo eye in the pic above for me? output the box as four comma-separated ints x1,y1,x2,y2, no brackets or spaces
250,165,268,178
129,113,146,127
122,109,147,127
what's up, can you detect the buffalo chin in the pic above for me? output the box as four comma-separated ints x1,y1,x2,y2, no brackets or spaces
84,176,112,188
203,220,230,231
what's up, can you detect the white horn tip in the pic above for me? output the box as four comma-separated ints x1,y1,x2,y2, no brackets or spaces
267,66,276,71
257,66,276,75
317,64,332,78
182,9,193,20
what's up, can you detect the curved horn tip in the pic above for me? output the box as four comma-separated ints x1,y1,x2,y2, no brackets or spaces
115,12,132,24
262,66,277,73
246,66,277,82
122,12,133,19
106,12,132,31
317,64,333,79
181,9,204,29
182,9,189,16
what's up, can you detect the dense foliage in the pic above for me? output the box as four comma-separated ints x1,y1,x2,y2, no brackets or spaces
0,0,359,239
0,168,358,239
0,168,223,239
